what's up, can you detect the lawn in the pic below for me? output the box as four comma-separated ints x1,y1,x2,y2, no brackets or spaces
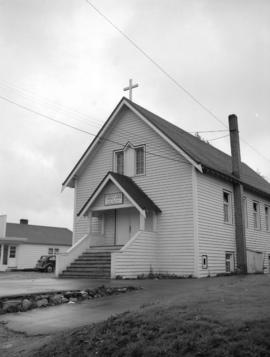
32,275,270,357
34,307,270,357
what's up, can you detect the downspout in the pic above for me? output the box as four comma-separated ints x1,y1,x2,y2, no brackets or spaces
229,114,247,274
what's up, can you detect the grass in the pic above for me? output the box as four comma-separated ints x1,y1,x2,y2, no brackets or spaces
34,306,270,357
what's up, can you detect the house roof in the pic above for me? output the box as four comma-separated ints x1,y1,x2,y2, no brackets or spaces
5,223,72,246
63,97,270,198
78,171,161,216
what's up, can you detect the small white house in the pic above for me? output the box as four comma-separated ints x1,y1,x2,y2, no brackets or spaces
0,216,72,271
57,97,270,278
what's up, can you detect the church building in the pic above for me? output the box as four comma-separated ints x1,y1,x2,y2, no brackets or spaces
57,97,270,278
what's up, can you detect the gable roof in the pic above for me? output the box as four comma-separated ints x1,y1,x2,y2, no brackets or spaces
63,97,270,198
6,223,72,246
78,171,161,217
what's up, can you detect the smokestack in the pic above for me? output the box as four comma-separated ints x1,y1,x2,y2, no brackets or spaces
228,114,247,274
229,114,241,178
20,219,28,225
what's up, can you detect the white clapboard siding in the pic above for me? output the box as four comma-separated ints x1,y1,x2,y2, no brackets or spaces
16,244,69,269
74,107,195,276
197,172,236,277
111,231,158,278
244,190,270,270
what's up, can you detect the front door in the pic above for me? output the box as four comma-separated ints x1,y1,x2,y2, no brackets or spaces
3,244,8,265
116,208,139,245
8,246,17,268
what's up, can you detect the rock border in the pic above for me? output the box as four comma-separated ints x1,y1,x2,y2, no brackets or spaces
0,285,140,315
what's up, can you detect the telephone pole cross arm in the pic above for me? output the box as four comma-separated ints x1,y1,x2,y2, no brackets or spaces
123,79,139,101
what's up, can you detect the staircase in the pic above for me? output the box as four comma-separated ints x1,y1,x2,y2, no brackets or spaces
59,245,122,279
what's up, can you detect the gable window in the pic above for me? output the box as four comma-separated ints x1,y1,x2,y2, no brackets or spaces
135,146,145,175
265,206,270,231
223,191,232,224
115,151,124,174
253,201,260,230
114,143,145,177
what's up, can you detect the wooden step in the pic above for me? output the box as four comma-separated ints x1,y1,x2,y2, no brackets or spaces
59,250,112,279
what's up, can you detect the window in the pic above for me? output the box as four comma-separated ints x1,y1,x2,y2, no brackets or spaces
114,144,145,177
9,246,16,258
48,248,60,255
202,255,208,269
225,252,234,273
265,206,270,231
223,191,232,224
135,146,145,175
253,201,260,230
243,196,248,227
115,151,124,174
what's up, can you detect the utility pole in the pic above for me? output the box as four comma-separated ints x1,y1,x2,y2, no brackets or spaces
229,114,247,274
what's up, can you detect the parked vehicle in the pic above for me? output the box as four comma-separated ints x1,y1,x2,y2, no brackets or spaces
35,255,56,272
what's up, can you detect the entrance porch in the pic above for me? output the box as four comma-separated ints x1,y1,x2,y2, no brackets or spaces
0,238,26,271
57,172,161,278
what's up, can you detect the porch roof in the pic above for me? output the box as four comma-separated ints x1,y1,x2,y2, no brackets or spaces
0,237,28,245
78,171,161,217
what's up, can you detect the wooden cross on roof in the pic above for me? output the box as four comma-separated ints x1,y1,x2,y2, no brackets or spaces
123,79,139,101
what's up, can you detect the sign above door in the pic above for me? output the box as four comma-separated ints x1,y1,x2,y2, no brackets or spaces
104,192,123,206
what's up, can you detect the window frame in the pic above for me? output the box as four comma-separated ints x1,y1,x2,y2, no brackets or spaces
48,248,54,255
9,246,16,258
135,145,146,176
114,149,124,175
223,190,233,225
113,144,146,177
225,252,235,273
253,201,261,230
265,205,270,232
202,255,208,269
243,196,248,228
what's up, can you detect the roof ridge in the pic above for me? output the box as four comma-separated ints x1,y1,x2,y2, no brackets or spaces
128,98,232,162
6,222,72,231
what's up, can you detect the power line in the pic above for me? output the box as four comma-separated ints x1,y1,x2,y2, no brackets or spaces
0,93,193,166
0,79,228,135
84,0,270,165
84,0,227,129
208,134,230,142
0,94,94,136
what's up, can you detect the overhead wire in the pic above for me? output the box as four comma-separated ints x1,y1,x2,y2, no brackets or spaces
2,91,269,182
0,79,229,137
0,93,195,166
84,0,270,165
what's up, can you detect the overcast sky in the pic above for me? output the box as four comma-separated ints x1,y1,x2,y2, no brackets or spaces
0,0,269,230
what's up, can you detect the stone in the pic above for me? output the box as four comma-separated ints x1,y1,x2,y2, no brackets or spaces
49,294,63,305
36,298,48,308
69,297,78,303
80,291,88,299
61,297,69,304
21,299,32,311
2,300,21,313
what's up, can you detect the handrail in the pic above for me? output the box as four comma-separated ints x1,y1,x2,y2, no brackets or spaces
55,233,90,277
120,230,142,252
